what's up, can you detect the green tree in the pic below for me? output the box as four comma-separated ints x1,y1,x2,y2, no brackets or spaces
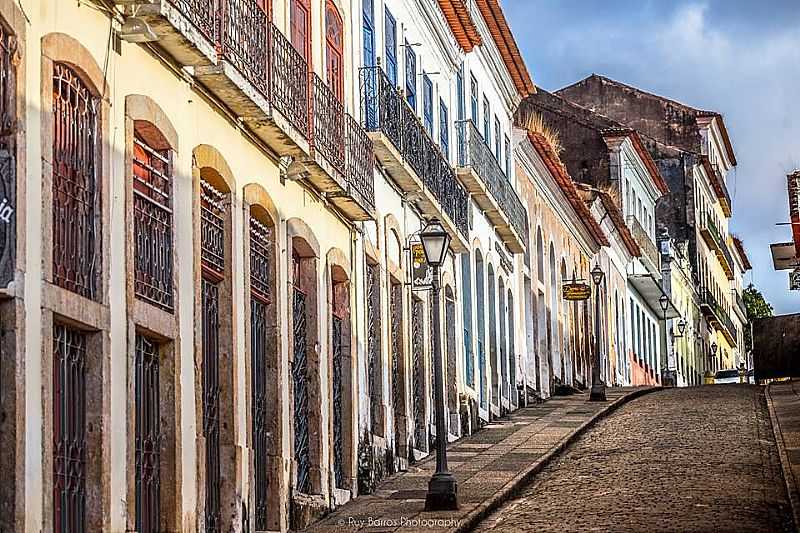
743,283,773,350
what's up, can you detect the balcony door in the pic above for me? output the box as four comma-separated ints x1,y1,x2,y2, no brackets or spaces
325,1,344,101
290,0,311,62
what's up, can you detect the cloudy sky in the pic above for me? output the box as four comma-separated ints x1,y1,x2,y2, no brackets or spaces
503,0,800,314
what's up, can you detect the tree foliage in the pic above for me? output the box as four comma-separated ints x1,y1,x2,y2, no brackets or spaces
743,283,773,351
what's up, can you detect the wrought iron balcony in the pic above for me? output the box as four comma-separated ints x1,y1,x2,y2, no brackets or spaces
711,163,732,217
699,288,737,346
360,66,470,251
699,214,734,280
733,289,748,322
626,215,660,277
138,2,375,221
455,120,528,254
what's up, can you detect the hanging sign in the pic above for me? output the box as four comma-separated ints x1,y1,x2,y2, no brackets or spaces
562,282,591,301
410,242,433,290
790,268,800,291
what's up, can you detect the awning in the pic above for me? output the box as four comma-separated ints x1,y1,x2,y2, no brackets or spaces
770,242,800,270
628,273,681,319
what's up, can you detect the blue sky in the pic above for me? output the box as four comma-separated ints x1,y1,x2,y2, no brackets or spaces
503,0,800,314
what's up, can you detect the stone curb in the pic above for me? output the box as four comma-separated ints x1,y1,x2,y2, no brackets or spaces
765,381,800,532
452,386,662,533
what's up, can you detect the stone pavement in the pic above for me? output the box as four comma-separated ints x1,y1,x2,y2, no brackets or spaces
474,385,794,533
303,387,655,532
767,380,800,529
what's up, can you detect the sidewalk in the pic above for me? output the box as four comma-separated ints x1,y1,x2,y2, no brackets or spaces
767,380,800,530
304,387,657,532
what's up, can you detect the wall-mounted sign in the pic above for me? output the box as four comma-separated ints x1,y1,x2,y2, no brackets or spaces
562,282,591,301
790,268,800,291
410,242,433,290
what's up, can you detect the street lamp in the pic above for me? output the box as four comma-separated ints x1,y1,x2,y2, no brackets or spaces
705,342,718,384
419,219,457,511
658,294,671,386
590,264,606,401
673,319,686,338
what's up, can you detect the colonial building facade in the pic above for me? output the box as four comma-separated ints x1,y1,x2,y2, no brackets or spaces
0,3,752,533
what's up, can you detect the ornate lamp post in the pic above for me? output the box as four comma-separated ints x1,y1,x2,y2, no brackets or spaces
590,264,606,401
704,342,718,384
659,294,673,386
419,219,458,511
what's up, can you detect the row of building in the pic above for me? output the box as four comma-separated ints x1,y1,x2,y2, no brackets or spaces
0,0,751,531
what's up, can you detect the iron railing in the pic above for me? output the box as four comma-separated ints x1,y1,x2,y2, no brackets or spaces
201,279,221,533
331,315,345,488
219,0,268,95
345,114,375,208
311,73,346,173
700,287,736,344
411,298,426,451
390,282,402,446
360,66,469,236
366,263,381,433
269,23,310,139
704,214,735,275
53,324,87,533
627,215,660,274
292,284,311,493
135,334,161,533
173,0,217,43
250,295,269,531
52,63,100,301
456,120,529,241
165,8,376,213
134,138,174,311
249,216,271,301
200,180,226,276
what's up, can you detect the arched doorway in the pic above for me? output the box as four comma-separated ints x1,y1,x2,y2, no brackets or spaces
444,286,458,436
475,250,486,411
487,264,498,412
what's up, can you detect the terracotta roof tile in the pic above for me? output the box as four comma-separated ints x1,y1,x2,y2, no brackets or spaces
527,132,610,248
474,0,535,97
597,190,641,258
437,0,482,52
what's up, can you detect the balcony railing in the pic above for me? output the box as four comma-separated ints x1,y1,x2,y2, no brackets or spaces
733,290,748,321
360,66,470,240
703,214,734,279
700,288,737,345
219,0,268,96
311,73,346,174
143,5,375,219
711,163,732,216
174,0,218,43
345,114,375,210
456,120,529,253
627,215,660,276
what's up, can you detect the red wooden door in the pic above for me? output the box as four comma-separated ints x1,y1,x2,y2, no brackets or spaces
290,0,311,62
325,1,344,101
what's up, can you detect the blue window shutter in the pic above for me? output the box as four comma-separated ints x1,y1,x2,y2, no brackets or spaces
423,74,433,134
440,100,449,161
363,0,375,67
384,9,397,85
405,42,417,111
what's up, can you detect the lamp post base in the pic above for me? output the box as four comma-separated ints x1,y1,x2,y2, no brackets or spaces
425,472,459,511
589,382,606,401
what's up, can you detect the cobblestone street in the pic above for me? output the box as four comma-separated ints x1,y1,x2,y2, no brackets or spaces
474,385,794,533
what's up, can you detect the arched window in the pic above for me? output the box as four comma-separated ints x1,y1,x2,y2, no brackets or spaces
133,129,173,311
329,262,351,489
249,205,274,531
507,290,516,408
52,63,100,300
325,1,344,101
487,264,498,408
460,253,474,388
536,228,544,283
498,278,507,403
548,244,559,381
475,251,486,409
